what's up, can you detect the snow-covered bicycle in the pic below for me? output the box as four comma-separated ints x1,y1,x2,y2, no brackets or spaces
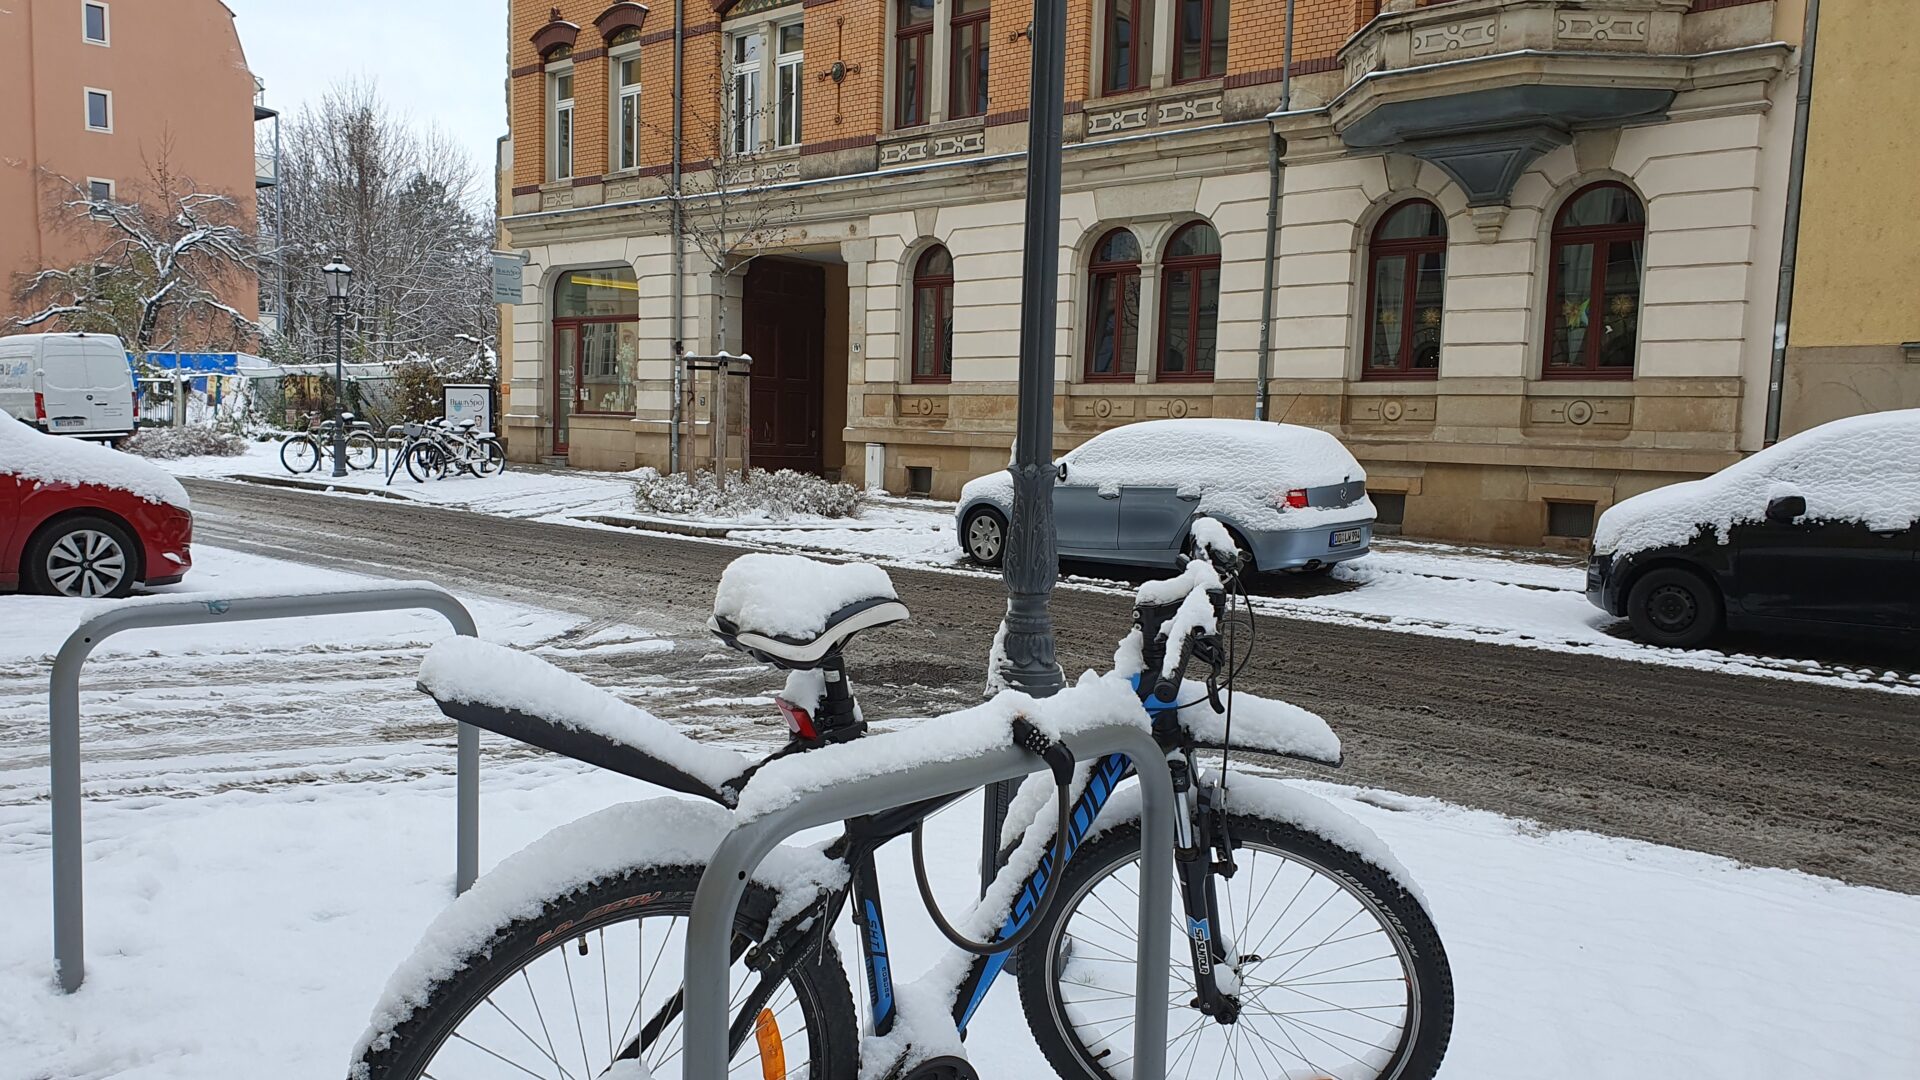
350,523,1452,1080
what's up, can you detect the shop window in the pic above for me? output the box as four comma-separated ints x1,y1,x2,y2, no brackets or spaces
1085,228,1141,381
1546,500,1597,540
911,245,954,382
551,268,640,453
1158,222,1219,381
1364,200,1446,379
1545,182,1644,379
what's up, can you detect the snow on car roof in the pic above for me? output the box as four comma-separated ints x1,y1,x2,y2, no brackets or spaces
0,408,190,510
1593,409,1920,559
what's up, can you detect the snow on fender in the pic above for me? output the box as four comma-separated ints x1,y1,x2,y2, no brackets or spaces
349,797,847,1072
1086,771,1432,919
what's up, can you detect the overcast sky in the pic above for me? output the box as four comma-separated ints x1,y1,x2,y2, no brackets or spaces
228,0,508,198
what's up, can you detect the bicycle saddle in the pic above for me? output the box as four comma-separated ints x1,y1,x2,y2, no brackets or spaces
707,553,908,669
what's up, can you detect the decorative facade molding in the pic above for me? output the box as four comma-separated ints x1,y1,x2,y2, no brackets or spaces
1556,13,1649,44
1086,105,1150,135
1410,18,1498,58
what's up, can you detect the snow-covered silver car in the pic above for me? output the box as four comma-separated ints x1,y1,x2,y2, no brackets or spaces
956,418,1374,575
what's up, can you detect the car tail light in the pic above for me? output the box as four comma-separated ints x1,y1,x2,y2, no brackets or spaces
775,696,818,740
33,391,46,423
1279,488,1309,509
132,388,140,420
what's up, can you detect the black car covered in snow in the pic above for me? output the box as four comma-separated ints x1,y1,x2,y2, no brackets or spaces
1586,410,1920,648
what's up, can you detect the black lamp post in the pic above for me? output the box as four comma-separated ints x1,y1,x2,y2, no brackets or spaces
322,258,353,477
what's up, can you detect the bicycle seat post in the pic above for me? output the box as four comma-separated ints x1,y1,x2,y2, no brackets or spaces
810,654,861,738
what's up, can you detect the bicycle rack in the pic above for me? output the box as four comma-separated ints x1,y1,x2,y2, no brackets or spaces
684,721,1177,1079
46,586,482,993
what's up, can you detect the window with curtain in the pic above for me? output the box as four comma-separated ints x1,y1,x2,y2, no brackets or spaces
950,0,990,119
1364,200,1447,378
1174,0,1228,83
1545,182,1645,378
912,245,954,382
1085,229,1142,381
895,0,934,127
1104,0,1149,94
1158,222,1220,380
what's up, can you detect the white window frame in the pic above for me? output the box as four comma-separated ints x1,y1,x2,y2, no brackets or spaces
774,22,804,149
86,178,115,219
729,30,765,156
612,51,643,172
84,88,113,133
82,1,110,45
548,64,575,181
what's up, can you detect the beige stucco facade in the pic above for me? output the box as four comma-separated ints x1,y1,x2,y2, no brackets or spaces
1778,0,1920,435
501,0,1810,547
0,0,260,330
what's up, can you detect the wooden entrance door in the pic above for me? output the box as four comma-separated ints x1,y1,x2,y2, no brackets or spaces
743,260,826,474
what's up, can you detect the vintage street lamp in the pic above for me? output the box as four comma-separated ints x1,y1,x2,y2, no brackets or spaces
322,258,353,477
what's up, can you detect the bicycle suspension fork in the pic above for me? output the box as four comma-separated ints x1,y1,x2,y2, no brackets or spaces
1170,754,1241,1023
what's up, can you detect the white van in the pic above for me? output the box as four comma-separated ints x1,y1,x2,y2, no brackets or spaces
0,332,138,441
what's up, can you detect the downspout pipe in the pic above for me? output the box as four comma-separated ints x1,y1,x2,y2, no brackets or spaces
668,0,686,472
1764,0,1820,446
1254,0,1296,423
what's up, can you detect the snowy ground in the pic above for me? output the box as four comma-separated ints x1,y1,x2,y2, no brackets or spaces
149,448,1920,697
2,546,1918,1077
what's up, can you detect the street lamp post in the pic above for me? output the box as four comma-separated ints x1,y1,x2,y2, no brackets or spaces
322,259,353,477
984,0,1070,891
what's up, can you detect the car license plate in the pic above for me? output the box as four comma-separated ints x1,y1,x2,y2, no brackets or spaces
1330,528,1362,548
51,417,85,429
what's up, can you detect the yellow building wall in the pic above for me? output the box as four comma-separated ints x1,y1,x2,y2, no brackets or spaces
1789,0,1920,348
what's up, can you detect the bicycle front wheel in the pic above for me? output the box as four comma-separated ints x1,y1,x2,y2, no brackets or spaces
346,432,380,470
352,865,858,1080
280,435,320,474
403,443,446,483
477,438,507,475
1017,812,1453,1080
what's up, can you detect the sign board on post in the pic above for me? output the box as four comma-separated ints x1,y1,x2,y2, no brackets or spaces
490,252,524,306
443,383,494,433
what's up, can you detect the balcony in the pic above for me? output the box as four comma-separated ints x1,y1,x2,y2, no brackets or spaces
1325,0,1785,211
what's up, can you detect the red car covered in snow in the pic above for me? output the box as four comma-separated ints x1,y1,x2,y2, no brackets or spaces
2,411,193,597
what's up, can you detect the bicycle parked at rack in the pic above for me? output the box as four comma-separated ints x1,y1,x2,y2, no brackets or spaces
390,417,505,482
280,412,378,474
350,522,1453,1080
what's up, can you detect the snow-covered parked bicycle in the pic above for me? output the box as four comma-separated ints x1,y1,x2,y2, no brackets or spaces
349,520,1452,1080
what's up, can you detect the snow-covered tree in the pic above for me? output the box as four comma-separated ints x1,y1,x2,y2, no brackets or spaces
11,152,258,354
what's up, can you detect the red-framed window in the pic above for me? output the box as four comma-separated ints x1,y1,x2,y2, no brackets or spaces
950,0,990,119
1085,229,1142,381
912,245,954,382
895,0,934,128
1544,182,1645,379
1103,0,1148,95
1174,0,1228,83
1364,200,1447,379
1158,222,1219,381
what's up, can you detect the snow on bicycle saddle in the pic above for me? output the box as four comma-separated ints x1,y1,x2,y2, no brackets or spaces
416,637,752,805
708,553,908,668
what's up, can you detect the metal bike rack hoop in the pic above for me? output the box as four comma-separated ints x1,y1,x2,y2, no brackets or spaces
685,722,1175,1079
46,585,481,993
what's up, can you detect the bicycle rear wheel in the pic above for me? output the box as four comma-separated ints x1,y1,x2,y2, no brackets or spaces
477,438,507,475
280,435,320,474
403,442,447,483
1017,812,1453,1080
352,865,858,1080
346,431,380,471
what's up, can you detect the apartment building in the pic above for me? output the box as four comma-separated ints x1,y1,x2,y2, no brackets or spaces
499,0,1807,546
0,0,262,336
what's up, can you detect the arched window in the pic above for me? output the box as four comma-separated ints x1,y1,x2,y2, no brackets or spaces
1364,200,1447,378
912,245,953,382
1545,182,1645,378
895,0,934,127
1158,222,1219,380
1085,229,1142,381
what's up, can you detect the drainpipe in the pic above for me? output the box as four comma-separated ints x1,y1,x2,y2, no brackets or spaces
1254,0,1296,422
1763,0,1820,446
668,0,686,472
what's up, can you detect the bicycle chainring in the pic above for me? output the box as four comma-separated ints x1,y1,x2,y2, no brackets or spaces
897,1055,980,1080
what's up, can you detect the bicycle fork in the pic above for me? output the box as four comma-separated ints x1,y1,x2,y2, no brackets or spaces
1171,753,1242,1024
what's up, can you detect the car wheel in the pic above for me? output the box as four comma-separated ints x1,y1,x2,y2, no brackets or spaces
25,515,139,599
1626,566,1723,649
963,507,1008,568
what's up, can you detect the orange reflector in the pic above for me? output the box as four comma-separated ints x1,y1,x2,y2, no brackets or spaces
753,1007,786,1080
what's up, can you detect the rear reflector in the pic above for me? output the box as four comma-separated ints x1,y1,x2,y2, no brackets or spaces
776,696,818,740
